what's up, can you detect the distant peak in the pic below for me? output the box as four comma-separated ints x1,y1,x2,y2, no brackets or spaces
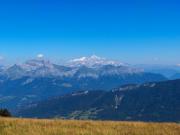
25,59,50,66
9,64,22,69
72,57,87,62
22,58,54,71
90,55,102,60
72,55,103,62
68,55,125,67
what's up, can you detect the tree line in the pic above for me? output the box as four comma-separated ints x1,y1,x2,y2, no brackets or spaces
0,109,11,117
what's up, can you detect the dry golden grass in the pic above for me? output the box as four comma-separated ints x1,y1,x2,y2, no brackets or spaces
0,118,179,135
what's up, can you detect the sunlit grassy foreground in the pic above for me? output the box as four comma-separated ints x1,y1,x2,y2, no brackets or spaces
0,118,179,135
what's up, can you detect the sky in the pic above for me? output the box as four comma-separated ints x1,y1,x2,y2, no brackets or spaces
0,0,180,65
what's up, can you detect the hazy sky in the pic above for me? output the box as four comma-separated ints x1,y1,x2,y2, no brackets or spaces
0,0,180,64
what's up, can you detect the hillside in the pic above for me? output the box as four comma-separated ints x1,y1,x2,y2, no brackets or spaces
0,118,179,135
18,79,180,122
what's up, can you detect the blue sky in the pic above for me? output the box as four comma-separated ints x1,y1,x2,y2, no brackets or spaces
0,0,180,64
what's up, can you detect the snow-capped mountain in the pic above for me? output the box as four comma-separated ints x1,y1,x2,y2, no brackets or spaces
3,59,55,78
23,59,64,77
1,56,134,79
68,55,125,67
9,59,78,78
0,56,165,80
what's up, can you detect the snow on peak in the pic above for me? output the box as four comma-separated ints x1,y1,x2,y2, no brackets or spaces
90,55,102,60
72,57,87,62
68,55,124,67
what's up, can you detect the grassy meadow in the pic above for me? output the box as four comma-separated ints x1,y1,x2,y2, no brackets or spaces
0,118,179,135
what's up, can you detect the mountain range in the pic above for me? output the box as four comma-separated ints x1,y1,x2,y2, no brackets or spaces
1,55,180,122
0,56,167,112
17,79,180,122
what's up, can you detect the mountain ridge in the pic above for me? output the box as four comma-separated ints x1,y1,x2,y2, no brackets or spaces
17,79,180,122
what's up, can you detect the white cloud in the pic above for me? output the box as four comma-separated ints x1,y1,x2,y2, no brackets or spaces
177,64,180,67
37,54,44,58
